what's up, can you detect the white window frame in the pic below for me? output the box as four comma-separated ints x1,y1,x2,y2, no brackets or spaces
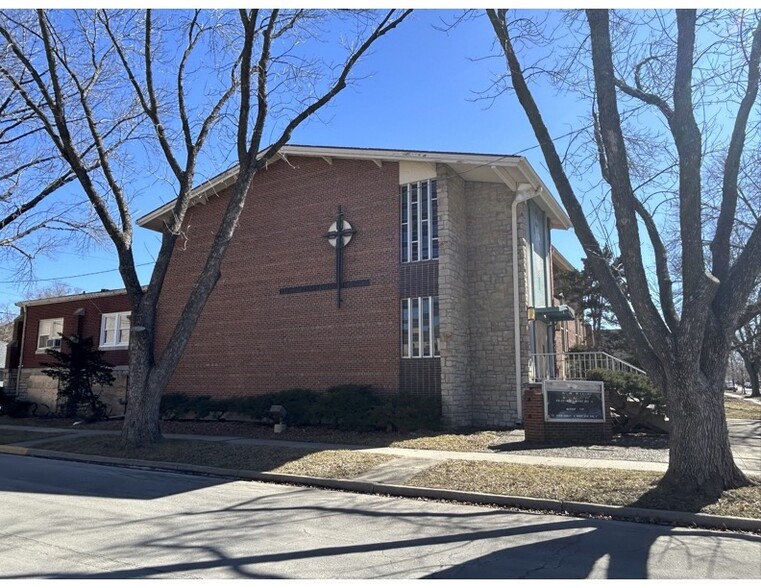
36,318,64,352
401,296,440,358
401,178,438,263
100,311,131,349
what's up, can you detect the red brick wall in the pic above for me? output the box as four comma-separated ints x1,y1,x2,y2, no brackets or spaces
156,156,401,397
19,293,132,368
523,384,612,443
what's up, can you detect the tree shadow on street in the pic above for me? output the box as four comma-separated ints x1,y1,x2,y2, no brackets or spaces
2,487,759,579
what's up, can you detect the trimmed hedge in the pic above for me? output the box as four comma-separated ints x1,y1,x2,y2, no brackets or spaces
160,385,441,432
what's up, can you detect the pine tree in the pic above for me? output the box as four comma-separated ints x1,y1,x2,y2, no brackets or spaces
42,334,115,420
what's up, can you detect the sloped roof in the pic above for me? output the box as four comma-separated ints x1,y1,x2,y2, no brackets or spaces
136,144,572,231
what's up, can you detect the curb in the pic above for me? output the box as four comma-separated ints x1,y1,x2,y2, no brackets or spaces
2,444,760,533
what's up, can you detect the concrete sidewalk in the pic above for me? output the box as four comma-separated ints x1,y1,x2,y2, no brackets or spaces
1,422,759,481
1,422,760,533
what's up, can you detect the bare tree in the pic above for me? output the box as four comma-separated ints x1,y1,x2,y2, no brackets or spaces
0,281,75,342
0,76,102,278
0,9,411,447
488,8,761,493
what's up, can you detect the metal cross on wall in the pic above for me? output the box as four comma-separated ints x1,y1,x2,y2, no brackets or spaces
325,205,357,308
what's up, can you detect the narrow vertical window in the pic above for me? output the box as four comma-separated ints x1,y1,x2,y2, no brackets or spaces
411,297,420,357
401,299,410,357
410,183,419,262
401,296,440,358
433,296,440,356
431,180,438,259
400,186,409,262
421,181,429,260
421,296,431,356
400,179,439,263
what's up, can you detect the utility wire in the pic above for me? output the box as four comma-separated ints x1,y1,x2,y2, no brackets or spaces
0,261,154,284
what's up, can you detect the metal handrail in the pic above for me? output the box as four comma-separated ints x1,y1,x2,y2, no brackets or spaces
529,351,645,382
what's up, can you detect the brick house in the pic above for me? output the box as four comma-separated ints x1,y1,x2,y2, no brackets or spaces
139,145,572,428
4,289,132,413
550,246,589,354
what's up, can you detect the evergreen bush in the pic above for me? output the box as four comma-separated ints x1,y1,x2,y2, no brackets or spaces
158,385,442,432
41,334,114,421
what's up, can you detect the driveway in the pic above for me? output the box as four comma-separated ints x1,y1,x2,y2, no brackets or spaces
0,454,759,579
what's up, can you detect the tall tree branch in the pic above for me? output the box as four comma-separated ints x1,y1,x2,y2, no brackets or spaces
711,18,761,280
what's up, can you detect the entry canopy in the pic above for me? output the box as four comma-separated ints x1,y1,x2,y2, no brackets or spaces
535,305,575,322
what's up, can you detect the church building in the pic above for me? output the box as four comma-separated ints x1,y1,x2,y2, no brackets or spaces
139,145,572,428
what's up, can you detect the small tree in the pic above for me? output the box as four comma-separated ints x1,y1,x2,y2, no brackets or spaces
42,334,115,420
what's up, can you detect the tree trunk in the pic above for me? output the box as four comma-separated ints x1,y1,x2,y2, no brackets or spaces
120,328,162,448
661,373,750,493
748,366,760,398
740,355,760,397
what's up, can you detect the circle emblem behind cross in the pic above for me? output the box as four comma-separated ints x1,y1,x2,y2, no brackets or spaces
327,219,354,248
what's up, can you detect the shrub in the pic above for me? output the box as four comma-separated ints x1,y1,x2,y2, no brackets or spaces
320,384,379,431
158,385,442,432
231,388,322,425
0,393,37,418
586,368,667,433
160,393,229,421
375,393,442,432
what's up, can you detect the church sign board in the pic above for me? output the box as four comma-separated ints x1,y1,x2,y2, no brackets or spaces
543,380,605,422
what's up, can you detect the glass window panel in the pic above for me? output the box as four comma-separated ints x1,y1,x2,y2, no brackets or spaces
422,297,431,356
431,193,438,239
401,186,409,263
421,181,428,221
401,300,409,357
411,298,420,357
410,184,418,261
119,314,131,344
433,296,440,356
421,218,429,259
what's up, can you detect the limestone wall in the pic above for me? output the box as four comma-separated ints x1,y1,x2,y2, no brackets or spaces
437,164,472,428
13,367,128,417
465,182,519,427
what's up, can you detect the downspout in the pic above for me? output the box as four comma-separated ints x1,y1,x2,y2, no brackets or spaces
15,303,27,397
511,184,540,422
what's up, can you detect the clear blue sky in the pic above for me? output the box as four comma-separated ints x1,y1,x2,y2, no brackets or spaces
0,9,587,307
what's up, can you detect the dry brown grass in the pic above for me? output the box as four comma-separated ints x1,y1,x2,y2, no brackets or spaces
407,460,761,519
0,430,61,445
725,397,761,420
31,436,391,479
2,416,510,453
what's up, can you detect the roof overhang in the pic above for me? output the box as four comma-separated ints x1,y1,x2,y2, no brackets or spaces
551,246,577,272
136,144,572,232
17,287,133,308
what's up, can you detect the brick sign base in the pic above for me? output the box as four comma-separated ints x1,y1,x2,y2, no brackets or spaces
523,383,612,444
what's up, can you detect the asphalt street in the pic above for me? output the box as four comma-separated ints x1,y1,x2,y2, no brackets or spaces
0,454,760,579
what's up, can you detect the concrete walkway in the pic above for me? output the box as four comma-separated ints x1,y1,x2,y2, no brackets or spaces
1,422,759,483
